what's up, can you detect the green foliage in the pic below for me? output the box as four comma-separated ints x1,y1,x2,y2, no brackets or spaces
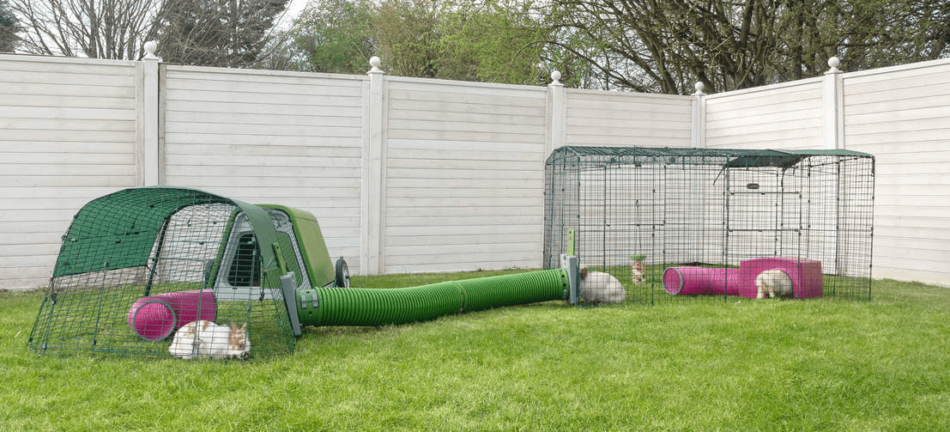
3,274,950,430
285,0,560,85
371,0,443,78
436,0,551,84
287,0,375,74
0,0,19,53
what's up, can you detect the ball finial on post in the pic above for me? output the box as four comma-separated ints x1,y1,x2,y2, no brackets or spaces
550,70,562,86
369,56,382,73
693,81,706,95
826,56,841,74
143,41,159,60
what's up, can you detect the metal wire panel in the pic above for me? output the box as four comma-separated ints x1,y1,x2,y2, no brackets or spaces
544,147,874,305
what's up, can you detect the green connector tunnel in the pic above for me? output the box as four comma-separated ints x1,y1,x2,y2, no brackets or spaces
298,269,570,327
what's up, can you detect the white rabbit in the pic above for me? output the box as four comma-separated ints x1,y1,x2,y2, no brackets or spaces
755,269,794,299
168,320,250,359
579,266,627,304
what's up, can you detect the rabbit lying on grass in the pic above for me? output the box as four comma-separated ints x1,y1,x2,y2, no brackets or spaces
168,320,250,359
579,266,627,304
755,269,794,299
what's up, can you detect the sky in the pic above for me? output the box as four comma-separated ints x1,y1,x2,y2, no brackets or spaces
275,0,310,30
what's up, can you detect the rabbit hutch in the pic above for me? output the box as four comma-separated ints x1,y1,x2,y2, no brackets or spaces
29,187,301,359
543,146,875,305
29,186,576,359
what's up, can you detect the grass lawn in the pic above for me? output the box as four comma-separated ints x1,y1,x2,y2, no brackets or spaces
1,270,949,431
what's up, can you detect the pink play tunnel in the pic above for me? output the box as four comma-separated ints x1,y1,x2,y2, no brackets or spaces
663,257,823,298
738,257,823,299
663,267,741,296
128,290,216,341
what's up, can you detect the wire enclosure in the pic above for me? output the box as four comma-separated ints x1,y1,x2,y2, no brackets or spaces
543,146,875,305
29,187,296,359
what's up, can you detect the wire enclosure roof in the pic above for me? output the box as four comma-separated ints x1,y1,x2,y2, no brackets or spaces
54,186,282,278
547,146,874,169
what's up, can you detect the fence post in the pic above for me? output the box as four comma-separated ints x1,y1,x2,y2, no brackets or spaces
361,57,385,275
142,41,161,186
548,71,566,155
691,82,706,148
823,56,844,149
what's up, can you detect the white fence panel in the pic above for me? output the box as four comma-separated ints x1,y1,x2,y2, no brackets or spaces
162,66,366,274
705,78,824,150
3,53,950,289
0,55,141,289
383,78,548,273
565,89,693,148
843,59,950,285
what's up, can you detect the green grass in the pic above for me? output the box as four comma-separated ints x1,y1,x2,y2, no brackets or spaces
1,271,949,431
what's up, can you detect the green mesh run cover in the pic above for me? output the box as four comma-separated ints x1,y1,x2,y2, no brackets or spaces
29,187,296,360
54,188,230,277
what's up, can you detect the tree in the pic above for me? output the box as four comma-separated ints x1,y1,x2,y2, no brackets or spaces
370,0,443,78
9,0,165,59
433,0,555,84
0,0,21,52
284,0,375,74
9,0,286,65
548,0,950,94
153,0,289,68
283,0,567,86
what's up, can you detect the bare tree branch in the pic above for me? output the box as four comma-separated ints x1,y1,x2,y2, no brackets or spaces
548,0,950,94
10,0,164,59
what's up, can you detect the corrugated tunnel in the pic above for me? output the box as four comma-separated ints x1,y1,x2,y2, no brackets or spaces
297,269,570,327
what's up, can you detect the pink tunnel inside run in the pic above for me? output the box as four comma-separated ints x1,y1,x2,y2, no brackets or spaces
128,290,216,341
662,267,741,296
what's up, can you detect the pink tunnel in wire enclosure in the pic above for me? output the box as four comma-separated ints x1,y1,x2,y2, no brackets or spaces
738,257,823,299
128,290,216,341
663,267,741,296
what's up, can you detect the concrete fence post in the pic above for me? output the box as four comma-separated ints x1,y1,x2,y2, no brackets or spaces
141,41,161,186
823,56,844,149
691,82,706,148
548,71,566,156
362,56,386,275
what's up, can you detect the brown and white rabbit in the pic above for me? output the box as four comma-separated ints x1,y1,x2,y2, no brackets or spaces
579,265,627,304
755,269,794,299
168,320,250,359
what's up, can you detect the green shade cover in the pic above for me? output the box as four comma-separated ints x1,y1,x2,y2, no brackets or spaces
54,187,228,277
53,187,282,279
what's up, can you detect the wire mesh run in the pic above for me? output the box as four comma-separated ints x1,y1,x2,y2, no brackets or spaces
543,146,875,305
29,187,296,359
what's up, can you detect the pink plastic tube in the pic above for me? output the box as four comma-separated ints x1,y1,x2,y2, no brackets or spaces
128,290,216,341
662,267,741,296
737,257,823,299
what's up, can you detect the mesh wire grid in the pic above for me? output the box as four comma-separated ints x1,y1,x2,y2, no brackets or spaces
543,146,874,305
29,187,296,359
